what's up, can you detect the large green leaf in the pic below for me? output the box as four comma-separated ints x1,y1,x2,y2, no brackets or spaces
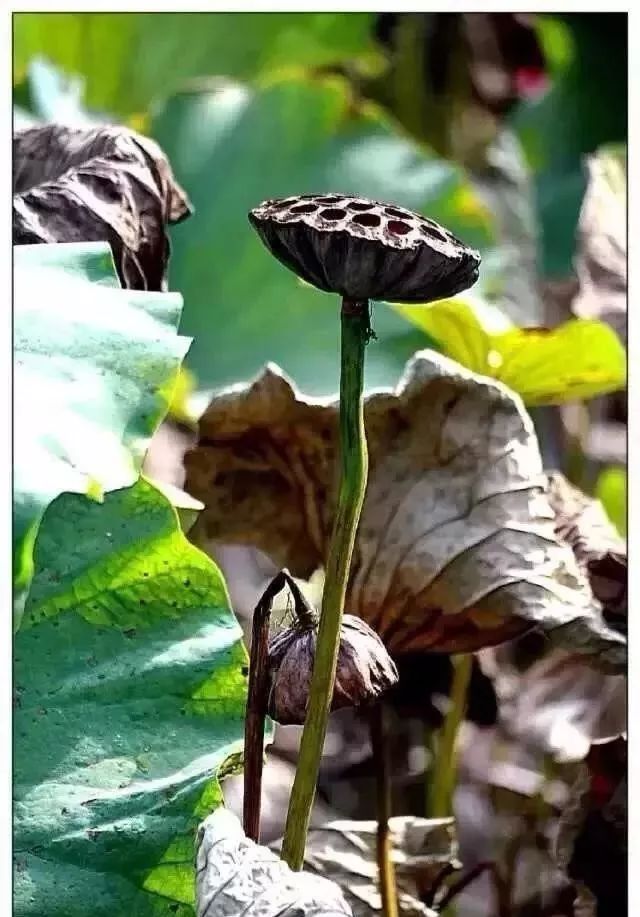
14,479,247,916
13,242,191,619
13,12,377,117
152,76,497,395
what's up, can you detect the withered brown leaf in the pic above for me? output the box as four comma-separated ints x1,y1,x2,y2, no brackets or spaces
572,149,627,343
196,809,352,917
547,471,626,631
185,351,625,669
482,646,626,763
271,816,454,917
477,473,626,760
13,124,192,291
555,738,627,916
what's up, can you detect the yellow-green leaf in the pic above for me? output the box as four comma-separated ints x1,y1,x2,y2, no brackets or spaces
490,320,626,405
394,296,513,375
158,365,198,425
395,298,626,405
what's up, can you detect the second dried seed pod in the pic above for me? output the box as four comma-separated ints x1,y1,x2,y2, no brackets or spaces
267,613,399,726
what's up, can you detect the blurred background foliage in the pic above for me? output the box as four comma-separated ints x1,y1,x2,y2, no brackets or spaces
13,10,627,514
13,13,627,274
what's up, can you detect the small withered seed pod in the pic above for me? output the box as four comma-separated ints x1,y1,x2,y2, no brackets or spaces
267,614,399,726
242,570,398,841
249,193,480,303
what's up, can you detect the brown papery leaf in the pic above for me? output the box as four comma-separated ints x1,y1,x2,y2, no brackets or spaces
485,647,626,762
271,816,454,917
13,124,192,290
555,739,627,915
547,471,627,630
185,351,625,669
478,474,626,760
572,148,627,343
196,809,352,917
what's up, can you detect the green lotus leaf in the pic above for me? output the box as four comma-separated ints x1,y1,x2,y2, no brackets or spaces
13,12,378,117
13,242,191,620
14,479,247,916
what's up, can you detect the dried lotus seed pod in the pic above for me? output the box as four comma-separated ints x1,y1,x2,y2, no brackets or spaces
249,194,480,303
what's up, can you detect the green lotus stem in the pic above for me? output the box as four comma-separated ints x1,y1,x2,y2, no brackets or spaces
281,298,370,870
428,654,472,818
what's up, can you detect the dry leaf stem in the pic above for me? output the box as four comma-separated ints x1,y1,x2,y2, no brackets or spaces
243,570,288,841
371,703,399,917
281,298,370,870
244,569,315,841
437,861,498,911
428,653,472,818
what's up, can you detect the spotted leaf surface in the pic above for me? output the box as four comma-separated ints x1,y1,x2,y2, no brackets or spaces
14,480,247,916
13,242,191,622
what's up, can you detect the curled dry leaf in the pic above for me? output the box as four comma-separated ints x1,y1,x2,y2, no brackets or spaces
185,351,625,669
13,124,192,290
555,738,627,916
480,473,626,761
271,816,453,917
196,808,352,917
547,471,627,631
486,648,626,763
572,147,627,344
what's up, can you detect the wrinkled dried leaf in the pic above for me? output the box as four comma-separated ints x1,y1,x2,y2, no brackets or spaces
196,808,352,917
271,816,454,917
547,471,626,566
487,648,626,762
555,739,627,916
13,124,192,290
185,351,625,668
478,474,627,760
547,471,627,629
572,147,627,344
